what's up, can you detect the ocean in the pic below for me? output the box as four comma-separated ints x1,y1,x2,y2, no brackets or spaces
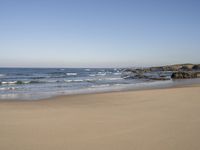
0,68,200,100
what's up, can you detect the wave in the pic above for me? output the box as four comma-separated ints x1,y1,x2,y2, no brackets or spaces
85,79,96,82
0,80,45,85
64,78,98,83
0,81,19,84
66,73,77,76
91,84,110,88
64,79,84,83
113,72,121,75
89,74,96,77
64,78,121,83
29,80,46,84
0,74,5,77
0,78,97,85
0,87,16,91
97,72,106,76
84,69,90,71
105,77,122,81
0,87,6,90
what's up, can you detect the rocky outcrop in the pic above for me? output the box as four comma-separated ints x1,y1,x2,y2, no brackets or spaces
171,72,200,79
123,64,199,73
122,64,200,80
192,65,200,70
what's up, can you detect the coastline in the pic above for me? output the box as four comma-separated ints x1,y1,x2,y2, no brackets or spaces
1,66,199,101
0,85,200,150
0,78,200,101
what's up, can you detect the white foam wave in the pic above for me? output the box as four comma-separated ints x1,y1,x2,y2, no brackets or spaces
0,80,45,85
64,79,84,83
91,84,110,88
97,72,106,76
73,79,84,82
113,72,121,75
86,79,97,82
0,87,6,90
0,87,16,91
66,73,77,76
106,77,122,81
89,74,96,77
64,80,73,83
1,81,17,84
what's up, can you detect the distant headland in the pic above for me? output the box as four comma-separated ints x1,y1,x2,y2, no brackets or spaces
122,64,200,80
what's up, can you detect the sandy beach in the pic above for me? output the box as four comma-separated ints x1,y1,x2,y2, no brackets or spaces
0,86,200,150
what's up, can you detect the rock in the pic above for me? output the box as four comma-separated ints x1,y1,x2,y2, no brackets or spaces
121,71,136,79
171,72,200,79
149,67,164,72
180,66,193,71
171,72,190,79
134,74,148,79
192,65,200,70
122,64,200,80
123,64,196,74
149,77,170,80
194,72,200,78
121,71,148,79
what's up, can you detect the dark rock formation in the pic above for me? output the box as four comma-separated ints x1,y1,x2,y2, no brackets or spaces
123,64,199,73
171,72,200,79
192,65,200,70
122,64,200,80
149,77,170,80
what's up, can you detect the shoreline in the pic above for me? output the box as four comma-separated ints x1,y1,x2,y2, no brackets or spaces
40,82,200,102
1,66,199,101
0,80,200,102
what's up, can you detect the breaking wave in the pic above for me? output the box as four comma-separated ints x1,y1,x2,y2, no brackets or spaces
0,80,45,85
66,73,77,76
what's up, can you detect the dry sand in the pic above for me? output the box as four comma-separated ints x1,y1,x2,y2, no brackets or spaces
0,86,200,150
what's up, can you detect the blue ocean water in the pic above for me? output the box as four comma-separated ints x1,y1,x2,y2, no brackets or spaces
0,68,199,100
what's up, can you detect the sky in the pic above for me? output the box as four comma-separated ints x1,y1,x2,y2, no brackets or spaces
0,0,200,68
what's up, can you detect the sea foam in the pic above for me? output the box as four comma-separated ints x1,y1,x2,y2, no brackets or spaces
66,73,77,76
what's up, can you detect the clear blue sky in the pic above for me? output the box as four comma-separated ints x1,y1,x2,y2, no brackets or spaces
0,0,200,68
